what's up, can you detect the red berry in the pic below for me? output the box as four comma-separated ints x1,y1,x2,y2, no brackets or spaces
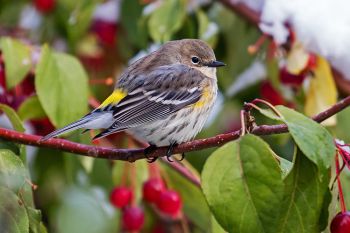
331,211,350,233
110,187,132,208
122,206,145,231
259,81,285,106
156,190,182,216
143,178,166,203
34,0,55,13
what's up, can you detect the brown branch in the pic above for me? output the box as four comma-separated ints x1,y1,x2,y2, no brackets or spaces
1,95,350,163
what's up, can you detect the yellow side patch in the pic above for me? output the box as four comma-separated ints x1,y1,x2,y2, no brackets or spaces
192,87,211,108
99,89,127,107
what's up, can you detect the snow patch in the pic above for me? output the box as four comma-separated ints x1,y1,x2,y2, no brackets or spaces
259,0,350,79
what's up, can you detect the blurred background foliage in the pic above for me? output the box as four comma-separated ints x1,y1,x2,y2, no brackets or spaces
0,0,349,232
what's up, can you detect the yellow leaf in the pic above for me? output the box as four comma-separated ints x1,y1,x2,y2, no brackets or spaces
304,56,337,126
286,41,309,74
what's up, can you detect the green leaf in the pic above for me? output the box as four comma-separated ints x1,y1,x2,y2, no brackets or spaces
0,104,26,160
196,10,218,47
201,135,284,233
0,139,21,155
211,215,227,233
26,207,44,233
18,96,46,121
56,0,100,47
276,151,330,233
120,0,148,48
269,147,293,178
276,106,335,175
0,187,29,233
66,2,97,47
56,187,118,233
0,149,34,207
277,154,293,178
266,59,280,89
148,0,186,42
35,45,89,128
162,163,211,231
256,108,283,122
0,37,32,89
0,104,25,132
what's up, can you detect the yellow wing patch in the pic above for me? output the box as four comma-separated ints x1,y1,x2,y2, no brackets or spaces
99,89,127,108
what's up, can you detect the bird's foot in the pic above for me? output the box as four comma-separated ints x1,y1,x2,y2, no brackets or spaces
178,152,185,161
144,144,158,163
166,143,185,162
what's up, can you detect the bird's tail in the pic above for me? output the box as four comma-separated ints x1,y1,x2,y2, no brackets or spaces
40,112,114,141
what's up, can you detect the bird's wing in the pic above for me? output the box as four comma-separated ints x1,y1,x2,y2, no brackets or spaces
93,64,208,140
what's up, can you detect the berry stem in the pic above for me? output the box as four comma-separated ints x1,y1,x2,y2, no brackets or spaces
267,41,277,60
338,147,350,170
89,77,114,86
159,164,172,189
120,163,128,187
148,162,161,179
335,153,346,213
331,161,345,190
179,212,190,233
130,163,137,206
88,96,101,109
248,34,267,54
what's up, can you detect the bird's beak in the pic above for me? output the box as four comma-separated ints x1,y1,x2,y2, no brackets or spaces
207,60,226,68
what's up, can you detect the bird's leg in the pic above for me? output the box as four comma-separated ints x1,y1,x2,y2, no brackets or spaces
144,144,158,163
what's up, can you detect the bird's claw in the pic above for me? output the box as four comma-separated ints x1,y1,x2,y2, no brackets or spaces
166,144,174,162
145,143,185,163
144,145,158,163
178,152,185,161
165,143,185,162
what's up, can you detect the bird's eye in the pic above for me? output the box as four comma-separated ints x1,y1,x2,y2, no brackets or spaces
191,56,199,64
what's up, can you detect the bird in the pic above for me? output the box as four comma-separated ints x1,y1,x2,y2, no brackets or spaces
41,39,225,161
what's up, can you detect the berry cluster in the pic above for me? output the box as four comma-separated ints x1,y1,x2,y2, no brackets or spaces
109,176,182,232
110,186,144,231
143,178,182,217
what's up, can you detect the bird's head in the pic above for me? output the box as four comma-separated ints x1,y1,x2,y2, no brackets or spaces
159,39,225,79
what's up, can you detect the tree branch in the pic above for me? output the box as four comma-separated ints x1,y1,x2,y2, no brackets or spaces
1,95,350,162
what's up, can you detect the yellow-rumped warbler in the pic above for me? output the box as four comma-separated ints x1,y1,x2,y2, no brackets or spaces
42,39,225,159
